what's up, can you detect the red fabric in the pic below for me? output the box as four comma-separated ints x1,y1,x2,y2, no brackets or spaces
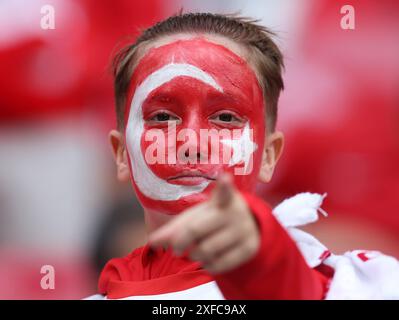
98,193,330,299
98,245,213,299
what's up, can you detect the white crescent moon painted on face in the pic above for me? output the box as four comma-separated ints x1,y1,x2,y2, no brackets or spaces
125,63,223,201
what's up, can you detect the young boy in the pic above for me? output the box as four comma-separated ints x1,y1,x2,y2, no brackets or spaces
89,13,399,300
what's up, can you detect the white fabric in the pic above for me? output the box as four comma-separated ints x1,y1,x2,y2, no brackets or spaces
274,192,399,300
324,251,399,299
273,192,328,228
87,192,399,300
85,281,223,300
274,192,330,268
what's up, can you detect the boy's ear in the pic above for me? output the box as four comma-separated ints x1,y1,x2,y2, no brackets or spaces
258,131,284,183
109,130,131,182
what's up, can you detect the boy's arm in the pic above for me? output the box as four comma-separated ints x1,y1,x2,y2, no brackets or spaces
213,192,329,300
149,175,329,300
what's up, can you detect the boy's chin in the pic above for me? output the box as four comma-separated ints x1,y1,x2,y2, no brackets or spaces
140,192,210,215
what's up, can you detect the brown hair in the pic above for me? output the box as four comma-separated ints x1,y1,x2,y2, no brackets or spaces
113,12,284,132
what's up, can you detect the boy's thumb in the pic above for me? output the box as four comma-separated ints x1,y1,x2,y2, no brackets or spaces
212,172,234,209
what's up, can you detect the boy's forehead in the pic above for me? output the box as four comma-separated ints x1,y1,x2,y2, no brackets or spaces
133,36,247,79
127,35,263,107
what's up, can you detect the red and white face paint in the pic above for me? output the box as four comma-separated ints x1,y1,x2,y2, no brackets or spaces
125,38,266,214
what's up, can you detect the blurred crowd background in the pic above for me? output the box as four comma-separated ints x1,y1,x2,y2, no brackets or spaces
0,0,398,299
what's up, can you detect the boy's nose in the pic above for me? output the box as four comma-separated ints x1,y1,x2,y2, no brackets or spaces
183,148,207,163
178,136,208,164
175,108,214,164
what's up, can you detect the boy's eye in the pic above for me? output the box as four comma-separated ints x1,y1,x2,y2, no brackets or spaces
210,112,244,126
217,113,234,122
148,112,179,123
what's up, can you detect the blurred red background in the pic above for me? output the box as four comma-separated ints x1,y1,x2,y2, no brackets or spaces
0,0,398,299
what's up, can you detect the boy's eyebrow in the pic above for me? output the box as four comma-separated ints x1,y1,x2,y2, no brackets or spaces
206,90,237,104
206,87,250,106
143,82,251,107
145,92,178,105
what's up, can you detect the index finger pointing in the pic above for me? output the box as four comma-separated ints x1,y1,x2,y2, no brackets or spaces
212,172,234,208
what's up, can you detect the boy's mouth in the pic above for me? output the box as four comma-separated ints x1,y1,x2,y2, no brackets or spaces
167,170,217,186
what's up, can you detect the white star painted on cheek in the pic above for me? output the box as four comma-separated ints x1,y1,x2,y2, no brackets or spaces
221,122,258,173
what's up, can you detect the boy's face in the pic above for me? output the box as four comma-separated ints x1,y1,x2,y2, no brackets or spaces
123,36,267,214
